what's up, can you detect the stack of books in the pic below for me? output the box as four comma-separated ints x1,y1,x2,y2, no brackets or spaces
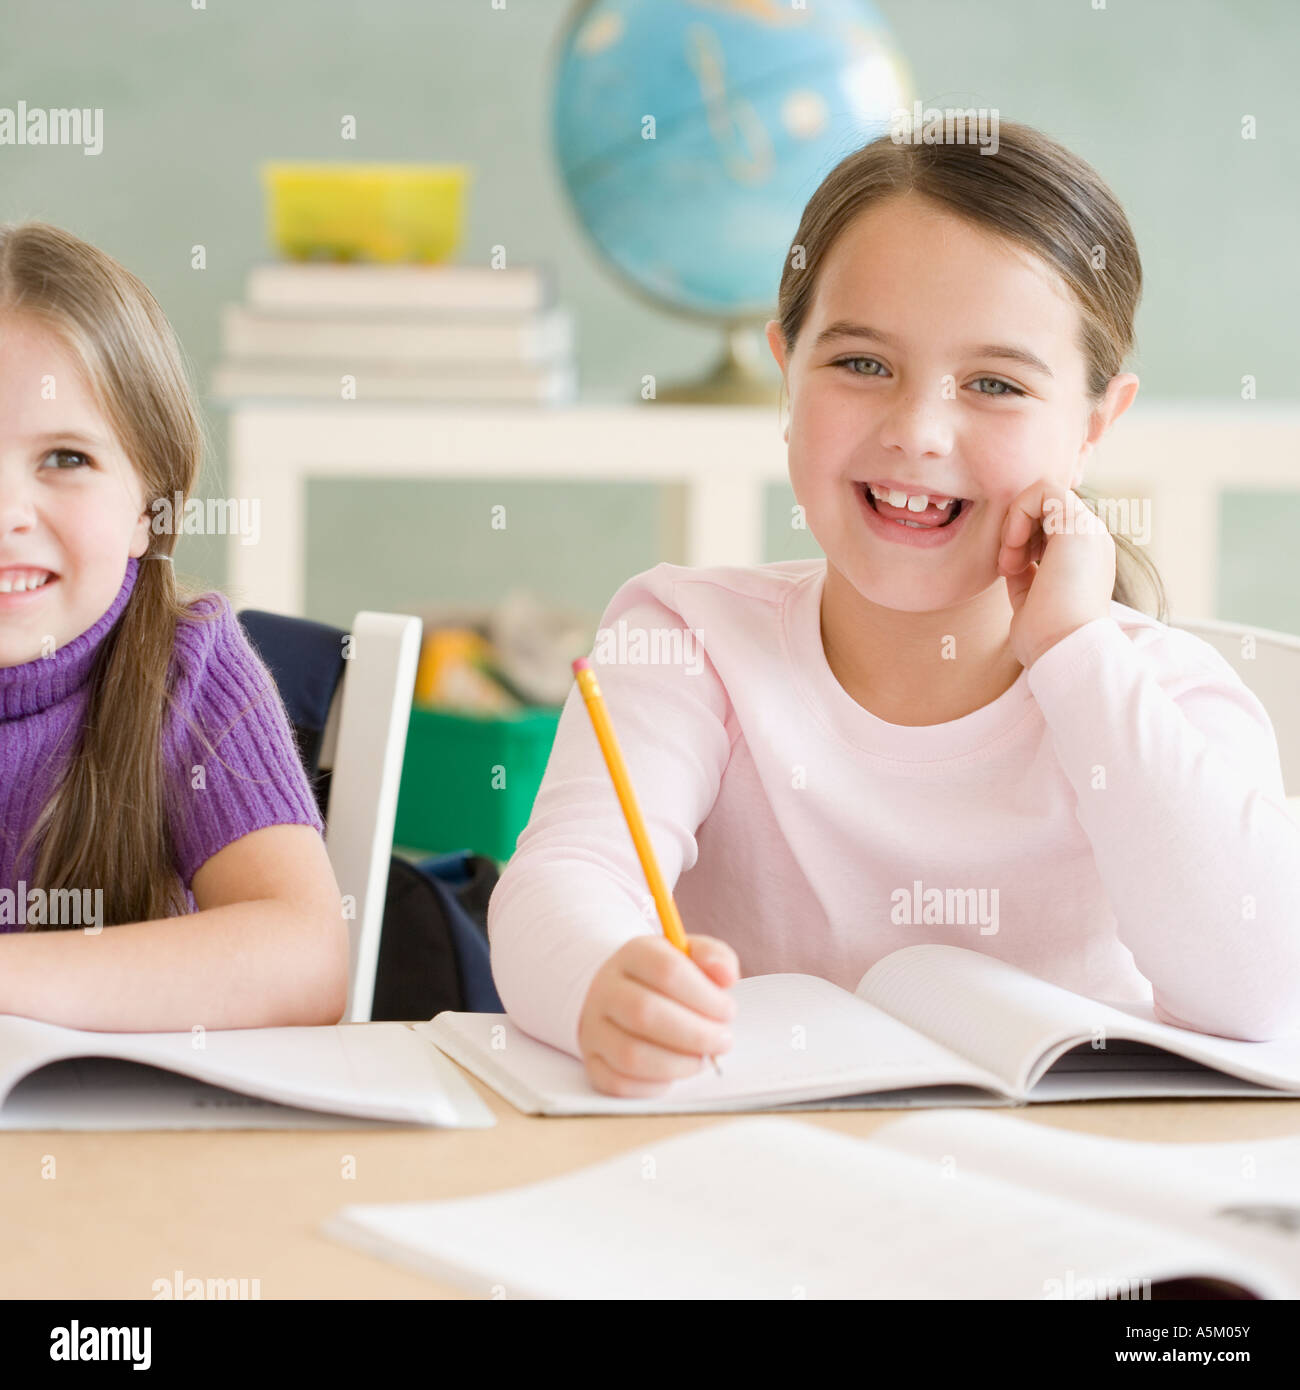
211,262,576,405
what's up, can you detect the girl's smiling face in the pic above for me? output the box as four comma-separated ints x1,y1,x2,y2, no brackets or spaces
0,314,151,668
767,191,1132,614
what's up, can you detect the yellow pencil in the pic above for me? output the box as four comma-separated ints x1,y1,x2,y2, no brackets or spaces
571,657,723,1076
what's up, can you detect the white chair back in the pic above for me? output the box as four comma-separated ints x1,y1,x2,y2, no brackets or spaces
317,611,422,1021
1170,616,1300,797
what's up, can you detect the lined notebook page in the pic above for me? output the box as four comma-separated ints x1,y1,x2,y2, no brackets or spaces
0,1057,415,1131
323,1117,1264,1299
0,1017,495,1129
856,945,1192,1093
857,946,1300,1095
423,973,1002,1113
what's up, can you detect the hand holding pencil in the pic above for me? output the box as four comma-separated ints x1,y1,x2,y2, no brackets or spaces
571,656,739,1097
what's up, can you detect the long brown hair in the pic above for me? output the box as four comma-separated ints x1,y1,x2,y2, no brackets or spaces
776,116,1166,619
0,221,220,926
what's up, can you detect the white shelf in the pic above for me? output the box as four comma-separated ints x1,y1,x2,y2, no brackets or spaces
217,397,1300,621
222,402,787,615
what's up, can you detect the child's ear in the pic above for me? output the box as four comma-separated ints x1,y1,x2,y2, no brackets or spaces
765,323,793,441
129,506,152,559
764,319,785,373
1073,372,1139,490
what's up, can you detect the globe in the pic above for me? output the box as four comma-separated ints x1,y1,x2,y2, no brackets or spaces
551,0,913,399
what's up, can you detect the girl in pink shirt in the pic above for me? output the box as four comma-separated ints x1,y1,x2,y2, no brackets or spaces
488,117,1300,1096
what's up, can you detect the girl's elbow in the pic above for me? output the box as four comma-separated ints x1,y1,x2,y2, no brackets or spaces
1223,1003,1300,1043
287,905,350,1025
316,918,351,1023
1154,995,1300,1044
313,954,350,1024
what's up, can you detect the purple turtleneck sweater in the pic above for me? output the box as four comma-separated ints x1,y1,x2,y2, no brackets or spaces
0,557,325,920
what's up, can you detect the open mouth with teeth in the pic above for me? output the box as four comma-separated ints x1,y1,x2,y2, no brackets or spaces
0,570,57,594
860,484,967,529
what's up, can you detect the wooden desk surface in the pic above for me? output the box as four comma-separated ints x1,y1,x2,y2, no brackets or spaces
4,1056,1300,1299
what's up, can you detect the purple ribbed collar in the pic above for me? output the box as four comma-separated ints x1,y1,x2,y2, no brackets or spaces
0,557,140,721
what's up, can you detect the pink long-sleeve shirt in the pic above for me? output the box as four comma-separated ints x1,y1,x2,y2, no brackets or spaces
487,558,1300,1060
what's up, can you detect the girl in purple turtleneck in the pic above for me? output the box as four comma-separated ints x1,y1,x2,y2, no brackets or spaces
0,222,347,1031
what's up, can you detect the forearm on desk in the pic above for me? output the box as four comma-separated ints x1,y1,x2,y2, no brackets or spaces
0,899,349,1031
1029,621,1300,1038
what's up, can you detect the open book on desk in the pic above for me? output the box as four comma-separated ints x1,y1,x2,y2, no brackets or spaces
0,1015,495,1130
324,1110,1300,1299
420,943,1300,1116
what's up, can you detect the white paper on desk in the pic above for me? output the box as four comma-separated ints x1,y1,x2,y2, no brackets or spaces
322,1115,1280,1299
0,1017,495,1131
874,1109,1300,1288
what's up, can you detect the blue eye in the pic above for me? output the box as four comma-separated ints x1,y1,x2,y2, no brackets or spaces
833,358,1027,397
42,448,92,469
972,377,1026,397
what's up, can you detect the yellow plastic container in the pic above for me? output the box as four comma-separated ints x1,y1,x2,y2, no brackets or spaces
261,162,470,263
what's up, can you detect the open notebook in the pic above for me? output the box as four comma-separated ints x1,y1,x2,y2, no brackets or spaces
0,1015,495,1130
323,1109,1300,1299
420,943,1300,1115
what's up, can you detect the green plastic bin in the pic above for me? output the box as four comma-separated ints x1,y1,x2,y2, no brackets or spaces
393,704,563,864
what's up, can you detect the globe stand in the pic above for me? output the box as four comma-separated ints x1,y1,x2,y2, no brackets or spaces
655,324,782,405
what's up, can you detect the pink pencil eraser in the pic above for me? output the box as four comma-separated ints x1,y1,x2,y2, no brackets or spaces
572,656,590,673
